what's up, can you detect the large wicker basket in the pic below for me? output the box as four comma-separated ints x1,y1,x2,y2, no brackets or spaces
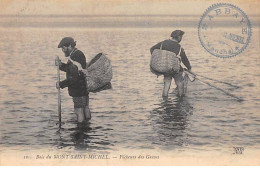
150,43,181,75
83,53,112,92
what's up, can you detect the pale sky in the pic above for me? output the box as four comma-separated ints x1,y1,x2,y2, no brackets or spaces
0,0,259,16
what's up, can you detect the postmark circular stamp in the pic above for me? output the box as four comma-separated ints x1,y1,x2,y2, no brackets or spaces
198,3,252,58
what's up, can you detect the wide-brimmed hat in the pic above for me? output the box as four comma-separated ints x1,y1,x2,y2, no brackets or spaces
171,30,185,38
58,37,75,48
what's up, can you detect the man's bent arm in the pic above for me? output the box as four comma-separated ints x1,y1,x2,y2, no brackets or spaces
150,42,162,54
180,48,191,70
59,63,67,72
59,65,80,88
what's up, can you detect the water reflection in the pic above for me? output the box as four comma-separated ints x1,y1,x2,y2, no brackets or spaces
150,97,193,149
55,122,112,151
70,123,92,150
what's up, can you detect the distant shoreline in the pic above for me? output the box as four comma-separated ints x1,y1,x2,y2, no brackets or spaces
0,14,259,28
0,14,259,18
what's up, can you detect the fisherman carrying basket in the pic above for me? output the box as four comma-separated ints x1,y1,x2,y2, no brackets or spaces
150,30,192,97
55,37,112,125
55,37,91,123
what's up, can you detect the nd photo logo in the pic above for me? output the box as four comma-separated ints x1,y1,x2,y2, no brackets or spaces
233,147,244,154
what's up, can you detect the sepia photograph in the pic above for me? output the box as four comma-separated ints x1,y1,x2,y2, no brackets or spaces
0,0,259,166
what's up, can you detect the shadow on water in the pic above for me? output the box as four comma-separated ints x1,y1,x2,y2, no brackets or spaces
149,96,193,150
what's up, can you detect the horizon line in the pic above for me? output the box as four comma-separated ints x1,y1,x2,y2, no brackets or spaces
1,14,259,17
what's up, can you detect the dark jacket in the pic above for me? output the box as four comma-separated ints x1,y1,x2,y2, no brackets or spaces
59,49,88,97
150,39,191,71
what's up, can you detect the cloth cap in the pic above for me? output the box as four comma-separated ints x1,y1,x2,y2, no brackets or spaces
171,30,185,38
58,37,75,48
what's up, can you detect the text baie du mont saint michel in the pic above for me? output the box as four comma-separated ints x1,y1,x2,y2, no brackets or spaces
32,154,160,160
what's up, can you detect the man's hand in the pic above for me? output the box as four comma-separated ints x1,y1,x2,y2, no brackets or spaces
56,81,60,89
55,57,62,67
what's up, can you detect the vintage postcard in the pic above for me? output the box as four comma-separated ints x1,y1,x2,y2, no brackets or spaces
0,0,259,166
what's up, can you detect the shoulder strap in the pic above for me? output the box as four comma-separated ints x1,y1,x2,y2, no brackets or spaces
68,57,84,71
160,42,163,50
177,45,182,56
69,48,78,57
68,48,85,71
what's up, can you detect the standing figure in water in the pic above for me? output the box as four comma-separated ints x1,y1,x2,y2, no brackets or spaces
150,30,192,97
55,37,91,124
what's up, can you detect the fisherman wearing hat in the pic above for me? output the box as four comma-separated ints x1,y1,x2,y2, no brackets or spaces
55,37,91,124
150,30,192,97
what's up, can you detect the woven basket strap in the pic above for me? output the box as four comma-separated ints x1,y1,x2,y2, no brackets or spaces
178,45,186,68
174,45,182,63
177,45,182,56
67,48,85,71
160,42,163,50
68,57,84,71
69,48,78,57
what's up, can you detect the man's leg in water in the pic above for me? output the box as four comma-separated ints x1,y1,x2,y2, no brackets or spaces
73,96,88,123
163,75,172,97
183,74,189,95
84,95,91,120
74,108,85,123
174,72,184,97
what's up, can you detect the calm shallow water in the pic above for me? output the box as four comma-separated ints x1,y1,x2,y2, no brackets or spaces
0,26,259,154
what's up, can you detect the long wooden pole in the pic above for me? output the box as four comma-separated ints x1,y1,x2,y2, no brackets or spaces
56,56,61,128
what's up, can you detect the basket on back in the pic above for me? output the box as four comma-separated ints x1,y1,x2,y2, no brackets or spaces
150,42,181,75
68,52,112,93
84,53,112,92
74,53,112,93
